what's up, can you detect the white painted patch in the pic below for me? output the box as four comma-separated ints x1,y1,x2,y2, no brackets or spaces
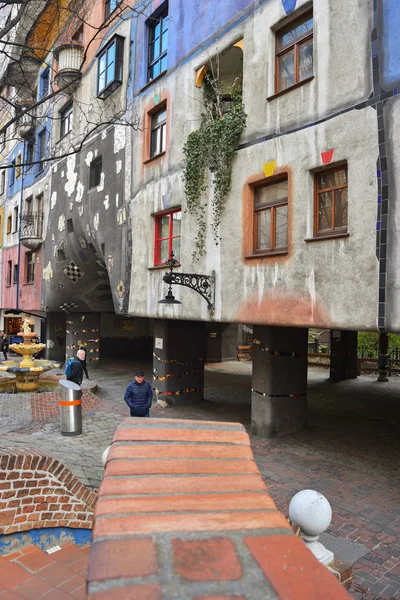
45,184,48,191
85,151,93,167
104,195,110,211
78,206,84,217
86,224,91,237
88,104,93,113
50,192,57,210
97,172,105,192
114,124,125,153
46,340,55,349
93,213,99,231
95,149,98,157
115,193,119,207
52,164,57,173
53,245,57,257
101,130,107,140
116,160,122,173
64,153,77,198
58,214,65,232
307,269,316,322
43,262,53,281
51,234,55,242
69,202,73,211
46,545,61,553
75,181,84,203
61,171,64,178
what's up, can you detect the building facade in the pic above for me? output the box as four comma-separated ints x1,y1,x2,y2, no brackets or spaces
0,0,399,436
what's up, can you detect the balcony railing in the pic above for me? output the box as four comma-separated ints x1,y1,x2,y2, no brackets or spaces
20,211,44,250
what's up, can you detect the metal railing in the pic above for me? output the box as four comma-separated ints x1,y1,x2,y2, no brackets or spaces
20,211,44,240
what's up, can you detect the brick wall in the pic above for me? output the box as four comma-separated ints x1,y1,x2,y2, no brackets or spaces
0,450,97,534
87,418,351,600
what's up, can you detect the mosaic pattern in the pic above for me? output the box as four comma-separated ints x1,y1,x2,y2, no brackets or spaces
63,261,85,284
59,302,78,312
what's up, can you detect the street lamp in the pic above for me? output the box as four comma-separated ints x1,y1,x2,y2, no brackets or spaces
158,252,215,310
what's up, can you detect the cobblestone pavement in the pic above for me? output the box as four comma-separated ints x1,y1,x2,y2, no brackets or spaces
1,359,400,598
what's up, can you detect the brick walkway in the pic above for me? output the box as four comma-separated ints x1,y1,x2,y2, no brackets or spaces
1,360,400,599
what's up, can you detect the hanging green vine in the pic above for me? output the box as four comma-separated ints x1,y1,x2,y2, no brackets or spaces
182,74,247,261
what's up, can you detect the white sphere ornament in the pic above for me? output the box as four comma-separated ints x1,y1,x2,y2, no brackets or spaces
289,489,334,565
102,446,111,467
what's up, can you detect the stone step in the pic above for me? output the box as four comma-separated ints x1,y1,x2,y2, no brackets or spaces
0,542,90,599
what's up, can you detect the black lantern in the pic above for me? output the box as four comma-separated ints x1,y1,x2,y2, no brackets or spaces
158,252,215,310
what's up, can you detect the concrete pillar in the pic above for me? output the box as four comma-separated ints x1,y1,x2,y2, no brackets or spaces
65,313,100,369
329,330,358,382
153,320,206,405
251,325,308,438
45,312,66,361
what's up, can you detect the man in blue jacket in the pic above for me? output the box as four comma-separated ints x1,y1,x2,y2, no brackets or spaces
124,370,153,417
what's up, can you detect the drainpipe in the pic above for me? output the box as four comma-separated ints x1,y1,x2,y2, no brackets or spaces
15,139,25,312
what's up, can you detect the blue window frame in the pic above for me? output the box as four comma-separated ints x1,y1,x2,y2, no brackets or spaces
148,7,168,81
9,159,15,186
39,67,49,99
37,129,46,173
104,0,120,19
97,35,124,99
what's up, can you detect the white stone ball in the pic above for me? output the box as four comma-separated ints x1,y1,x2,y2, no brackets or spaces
101,446,111,467
289,489,332,536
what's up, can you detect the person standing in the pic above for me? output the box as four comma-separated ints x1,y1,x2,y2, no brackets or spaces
77,341,89,379
0,332,8,361
124,370,153,417
66,350,85,386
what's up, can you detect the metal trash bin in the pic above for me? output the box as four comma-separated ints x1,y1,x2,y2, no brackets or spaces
59,379,82,436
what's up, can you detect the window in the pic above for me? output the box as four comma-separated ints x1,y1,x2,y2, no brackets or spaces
150,106,166,158
0,131,5,153
9,159,15,186
25,197,33,214
16,152,21,178
253,179,288,254
38,129,46,172
154,209,181,265
39,67,50,99
13,206,18,233
6,260,12,286
13,263,18,285
97,35,124,99
0,170,5,195
26,252,36,284
60,103,73,138
104,0,120,19
148,7,168,81
72,25,83,43
6,214,11,234
89,156,102,188
314,166,348,236
26,137,34,167
275,11,313,93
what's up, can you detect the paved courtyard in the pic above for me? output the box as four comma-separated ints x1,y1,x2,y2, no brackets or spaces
0,360,400,599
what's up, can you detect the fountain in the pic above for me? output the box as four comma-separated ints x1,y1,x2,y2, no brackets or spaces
0,319,60,392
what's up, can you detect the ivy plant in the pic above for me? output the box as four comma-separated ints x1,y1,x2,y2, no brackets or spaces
182,73,246,261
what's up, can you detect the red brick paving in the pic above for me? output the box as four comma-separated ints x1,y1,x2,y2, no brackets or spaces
0,543,89,599
31,391,100,422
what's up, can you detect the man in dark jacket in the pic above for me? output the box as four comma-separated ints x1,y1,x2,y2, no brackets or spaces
66,350,85,386
0,332,8,361
124,370,153,417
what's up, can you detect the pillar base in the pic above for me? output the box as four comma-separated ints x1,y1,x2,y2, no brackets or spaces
251,394,307,438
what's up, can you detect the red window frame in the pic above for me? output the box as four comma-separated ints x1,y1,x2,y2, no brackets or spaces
154,208,181,266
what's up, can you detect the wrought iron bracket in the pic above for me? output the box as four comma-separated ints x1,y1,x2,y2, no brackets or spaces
162,253,215,310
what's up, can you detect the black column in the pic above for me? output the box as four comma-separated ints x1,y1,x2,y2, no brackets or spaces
329,330,358,382
251,325,308,438
153,320,206,405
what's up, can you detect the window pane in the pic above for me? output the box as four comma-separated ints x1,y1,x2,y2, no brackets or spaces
160,239,169,262
107,43,116,67
159,216,170,239
334,188,348,229
172,212,181,235
99,54,106,75
279,16,313,47
278,50,294,91
318,192,333,231
154,109,166,126
257,209,271,250
255,181,288,207
275,204,288,248
98,71,106,92
160,122,166,153
172,236,180,259
106,63,115,86
161,29,168,53
318,169,347,190
299,37,313,81
150,129,159,157
161,55,167,72
162,15,168,33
